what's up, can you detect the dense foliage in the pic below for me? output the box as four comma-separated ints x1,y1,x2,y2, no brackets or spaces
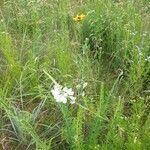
0,0,149,149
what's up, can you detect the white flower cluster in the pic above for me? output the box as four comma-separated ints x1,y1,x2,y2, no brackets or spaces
51,84,76,104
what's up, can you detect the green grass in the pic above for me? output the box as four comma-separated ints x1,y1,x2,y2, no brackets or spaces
0,0,149,149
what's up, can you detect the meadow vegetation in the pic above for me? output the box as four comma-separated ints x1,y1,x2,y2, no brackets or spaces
0,0,149,149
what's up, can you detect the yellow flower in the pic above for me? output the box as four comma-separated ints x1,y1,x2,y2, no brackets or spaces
73,14,86,22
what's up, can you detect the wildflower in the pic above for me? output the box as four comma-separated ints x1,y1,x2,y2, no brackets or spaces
73,14,86,22
70,96,76,104
63,87,74,96
51,84,76,104
51,84,67,103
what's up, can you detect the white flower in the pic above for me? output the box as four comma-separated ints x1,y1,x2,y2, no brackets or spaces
63,87,74,95
56,94,67,103
69,96,76,104
51,84,76,104
51,84,67,103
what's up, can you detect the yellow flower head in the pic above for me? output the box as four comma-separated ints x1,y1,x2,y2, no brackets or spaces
73,14,86,22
